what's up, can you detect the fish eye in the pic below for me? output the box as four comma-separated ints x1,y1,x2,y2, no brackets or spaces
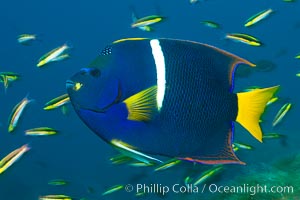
79,68,100,77
89,68,101,78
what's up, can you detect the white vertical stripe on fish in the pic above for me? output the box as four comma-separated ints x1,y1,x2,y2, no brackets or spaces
150,39,166,111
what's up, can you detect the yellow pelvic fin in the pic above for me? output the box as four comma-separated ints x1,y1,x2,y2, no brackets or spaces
123,85,158,121
236,86,280,142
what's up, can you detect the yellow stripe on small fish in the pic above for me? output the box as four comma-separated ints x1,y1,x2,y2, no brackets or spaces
267,97,278,106
39,195,72,200
110,154,133,165
102,185,124,196
225,33,262,46
37,44,70,67
111,140,162,164
193,165,224,186
128,161,155,167
244,8,273,27
154,158,182,172
0,72,20,92
25,127,58,136
131,15,164,28
113,38,147,44
272,103,292,127
44,94,70,110
0,144,30,174
8,95,34,132
17,34,36,44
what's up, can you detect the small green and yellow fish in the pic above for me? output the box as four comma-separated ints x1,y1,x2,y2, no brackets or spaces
244,8,273,27
0,144,30,174
272,103,292,127
193,165,224,186
225,33,262,46
110,154,133,165
37,44,70,67
102,185,124,196
17,34,37,45
44,94,70,110
131,15,164,28
0,72,20,92
283,0,296,2
128,161,155,167
154,158,182,172
262,133,285,140
25,127,58,136
111,140,162,164
39,195,72,200
184,176,193,187
8,95,34,132
200,21,221,29
232,142,253,150
131,12,154,32
48,179,68,186
295,53,300,59
267,97,278,106
50,54,70,62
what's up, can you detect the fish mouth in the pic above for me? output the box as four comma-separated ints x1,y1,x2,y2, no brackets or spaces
66,80,122,114
66,80,74,89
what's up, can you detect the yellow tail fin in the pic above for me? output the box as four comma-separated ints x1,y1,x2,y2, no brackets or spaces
236,86,280,142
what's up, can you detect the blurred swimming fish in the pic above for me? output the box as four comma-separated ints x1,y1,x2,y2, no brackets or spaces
37,44,70,67
8,95,34,132
272,103,292,127
44,94,70,110
193,165,224,186
131,15,164,28
110,154,133,165
128,161,155,167
0,72,20,92
102,185,124,196
48,179,68,186
17,34,37,45
50,54,70,62
154,158,182,172
25,127,58,136
244,8,273,27
295,53,300,59
267,97,278,106
39,195,72,200
200,20,221,29
67,38,279,165
232,142,253,150
131,12,154,32
262,133,285,140
0,144,30,174
225,33,262,46
111,140,162,164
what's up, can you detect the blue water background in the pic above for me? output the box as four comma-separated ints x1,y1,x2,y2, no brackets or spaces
0,0,299,199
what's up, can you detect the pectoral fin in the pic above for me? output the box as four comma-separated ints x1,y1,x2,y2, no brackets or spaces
123,85,158,121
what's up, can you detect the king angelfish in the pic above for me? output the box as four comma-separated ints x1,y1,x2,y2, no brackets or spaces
66,38,279,164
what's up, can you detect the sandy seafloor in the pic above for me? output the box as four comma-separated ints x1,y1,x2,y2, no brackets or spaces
0,0,300,199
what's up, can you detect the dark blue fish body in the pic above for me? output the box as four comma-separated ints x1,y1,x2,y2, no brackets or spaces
67,38,278,164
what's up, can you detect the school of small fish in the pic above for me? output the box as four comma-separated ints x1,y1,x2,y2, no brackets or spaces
0,0,298,199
